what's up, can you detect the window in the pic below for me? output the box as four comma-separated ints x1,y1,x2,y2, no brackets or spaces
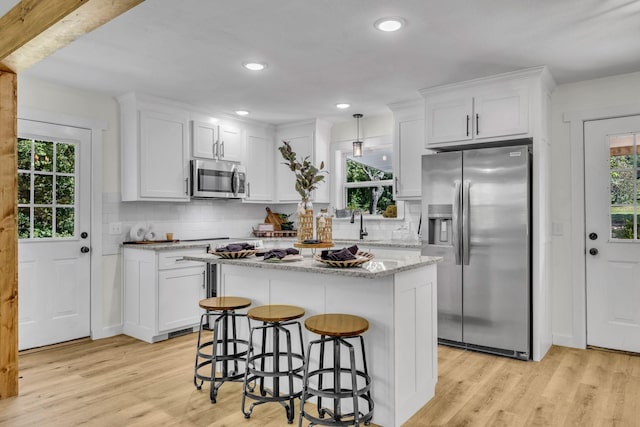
17,137,77,239
333,135,402,218
609,133,639,240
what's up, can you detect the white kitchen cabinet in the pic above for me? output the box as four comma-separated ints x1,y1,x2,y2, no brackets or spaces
422,73,531,148
191,120,219,159
389,99,432,200
275,119,331,203
191,120,244,163
244,124,275,202
123,246,206,343
119,93,190,202
218,122,244,162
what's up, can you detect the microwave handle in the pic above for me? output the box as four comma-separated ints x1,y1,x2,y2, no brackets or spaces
231,169,240,197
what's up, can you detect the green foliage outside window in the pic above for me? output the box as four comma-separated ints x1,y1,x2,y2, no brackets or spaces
17,138,76,239
346,159,394,214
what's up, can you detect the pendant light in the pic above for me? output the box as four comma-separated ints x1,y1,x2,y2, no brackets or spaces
353,113,363,157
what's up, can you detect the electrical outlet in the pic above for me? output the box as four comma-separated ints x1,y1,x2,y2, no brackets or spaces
109,222,122,235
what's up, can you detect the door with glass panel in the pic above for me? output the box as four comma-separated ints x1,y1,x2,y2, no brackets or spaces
585,115,640,353
17,119,91,350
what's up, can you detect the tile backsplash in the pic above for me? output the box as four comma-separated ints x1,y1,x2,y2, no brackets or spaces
102,193,421,255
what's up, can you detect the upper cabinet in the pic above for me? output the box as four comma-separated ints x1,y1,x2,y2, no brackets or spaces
421,71,533,148
119,93,190,202
244,123,275,203
389,99,432,200
191,120,244,163
274,119,331,204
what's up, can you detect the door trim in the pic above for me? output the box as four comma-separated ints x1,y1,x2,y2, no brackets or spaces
563,103,640,349
18,107,111,339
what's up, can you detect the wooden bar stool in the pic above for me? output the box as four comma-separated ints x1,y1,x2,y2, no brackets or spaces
299,313,374,426
241,304,306,424
194,296,251,403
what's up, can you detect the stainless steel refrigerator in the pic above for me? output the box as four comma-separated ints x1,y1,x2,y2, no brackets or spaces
421,145,531,360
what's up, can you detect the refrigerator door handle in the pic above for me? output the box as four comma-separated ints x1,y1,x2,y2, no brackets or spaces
463,179,471,265
452,180,462,265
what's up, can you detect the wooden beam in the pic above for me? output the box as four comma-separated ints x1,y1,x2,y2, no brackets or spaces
0,0,145,72
0,70,18,399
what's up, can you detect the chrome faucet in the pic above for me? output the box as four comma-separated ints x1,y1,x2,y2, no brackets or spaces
350,210,368,240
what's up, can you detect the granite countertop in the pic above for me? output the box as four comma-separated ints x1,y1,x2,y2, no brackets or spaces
122,237,423,251
182,253,441,279
121,237,261,251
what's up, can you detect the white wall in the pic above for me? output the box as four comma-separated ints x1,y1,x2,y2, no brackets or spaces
550,70,640,345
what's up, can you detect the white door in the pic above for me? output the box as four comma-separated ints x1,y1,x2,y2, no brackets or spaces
585,115,640,352
17,119,92,350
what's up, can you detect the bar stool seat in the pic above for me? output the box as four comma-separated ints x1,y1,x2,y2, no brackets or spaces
299,313,374,426
194,296,251,403
242,304,306,424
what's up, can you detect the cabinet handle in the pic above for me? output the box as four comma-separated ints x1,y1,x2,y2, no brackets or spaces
395,177,399,194
185,177,189,195
202,271,205,289
466,115,470,136
476,113,479,135
221,140,225,158
247,182,251,198
214,140,219,158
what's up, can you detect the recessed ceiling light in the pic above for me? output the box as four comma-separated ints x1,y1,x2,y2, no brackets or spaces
336,103,351,109
374,17,406,32
235,110,249,116
243,62,267,71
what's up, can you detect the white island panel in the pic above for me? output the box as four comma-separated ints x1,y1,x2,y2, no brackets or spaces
208,255,439,427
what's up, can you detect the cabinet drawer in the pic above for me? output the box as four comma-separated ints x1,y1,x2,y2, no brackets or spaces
158,248,207,270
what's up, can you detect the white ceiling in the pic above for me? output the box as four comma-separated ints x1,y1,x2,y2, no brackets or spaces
3,0,640,125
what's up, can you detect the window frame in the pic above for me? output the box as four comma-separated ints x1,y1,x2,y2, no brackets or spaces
331,134,404,220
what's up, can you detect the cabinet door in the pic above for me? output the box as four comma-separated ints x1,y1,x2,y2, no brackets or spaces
245,132,274,202
192,120,217,159
473,87,529,139
139,110,189,200
425,97,473,145
219,123,244,162
158,266,205,332
394,117,426,200
276,132,313,202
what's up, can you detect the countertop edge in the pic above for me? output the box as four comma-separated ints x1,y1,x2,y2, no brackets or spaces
182,254,441,279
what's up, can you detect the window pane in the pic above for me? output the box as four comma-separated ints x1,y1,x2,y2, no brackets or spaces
17,138,32,170
33,207,52,238
56,143,75,173
18,207,30,239
56,207,75,237
34,174,53,204
347,185,395,215
18,173,31,204
56,176,75,205
610,170,634,205
610,207,634,239
33,140,54,172
347,159,392,183
609,134,634,169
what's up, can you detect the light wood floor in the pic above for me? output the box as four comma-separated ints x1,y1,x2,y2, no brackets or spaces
1,333,639,426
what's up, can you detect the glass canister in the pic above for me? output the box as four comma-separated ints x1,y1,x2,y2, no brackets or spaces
316,208,333,242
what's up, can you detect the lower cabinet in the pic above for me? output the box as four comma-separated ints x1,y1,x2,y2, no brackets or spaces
123,246,206,343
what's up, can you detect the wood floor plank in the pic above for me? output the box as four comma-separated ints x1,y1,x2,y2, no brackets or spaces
2,335,640,426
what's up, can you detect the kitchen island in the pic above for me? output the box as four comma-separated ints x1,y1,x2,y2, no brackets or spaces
183,252,441,427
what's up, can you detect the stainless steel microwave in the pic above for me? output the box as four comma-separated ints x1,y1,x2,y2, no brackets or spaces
190,159,246,199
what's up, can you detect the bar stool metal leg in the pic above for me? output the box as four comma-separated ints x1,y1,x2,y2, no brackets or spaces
242,320,305,424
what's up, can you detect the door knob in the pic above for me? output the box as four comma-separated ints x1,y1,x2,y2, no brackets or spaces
81,246,90,254
589,248,598,256
589,232,597,240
